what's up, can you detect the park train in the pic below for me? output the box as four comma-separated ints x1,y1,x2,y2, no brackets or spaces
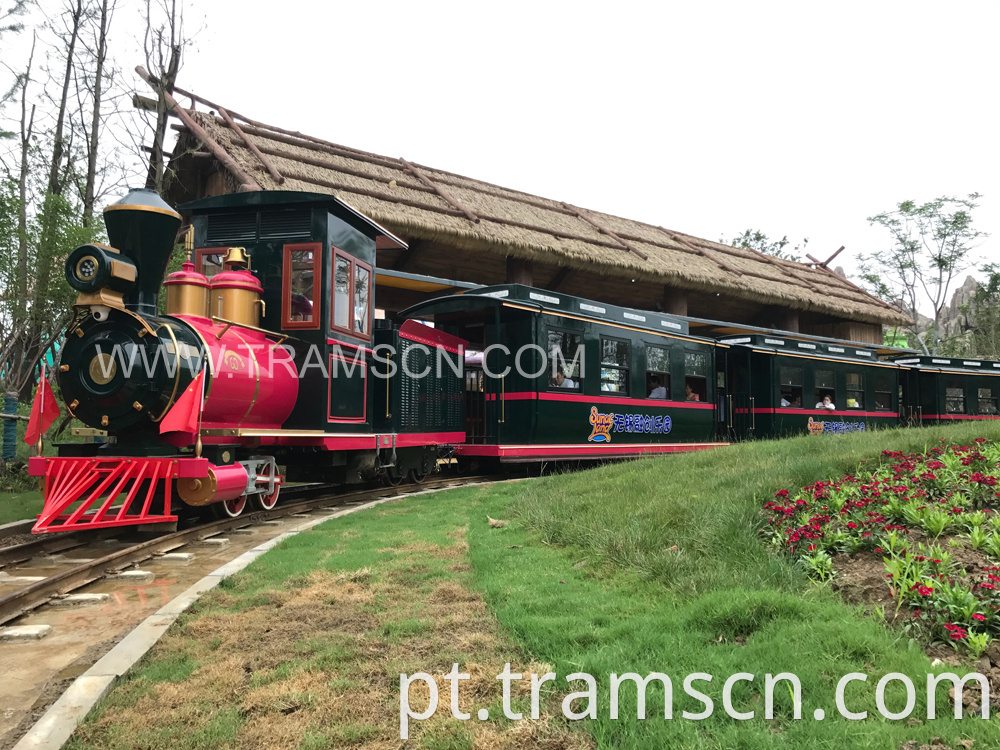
26,188,1000,534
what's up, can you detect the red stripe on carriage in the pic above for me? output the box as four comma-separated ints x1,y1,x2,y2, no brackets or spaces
455,442,728,458
923,414,1000,420
483,392,714,409
398,320,467,354
763,408,898,418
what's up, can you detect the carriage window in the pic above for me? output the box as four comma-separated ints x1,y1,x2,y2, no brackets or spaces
979,387,998,415
354,265,370,334
815,369,835,408
600,337,630,394
846,372,864,409
646,345,670,399
684,351,707,402
196,249,224,279
281,243,320,330
330,250,372,339
547,329,582,389
945,380,965,414
779,366,803,408
874,371,894,410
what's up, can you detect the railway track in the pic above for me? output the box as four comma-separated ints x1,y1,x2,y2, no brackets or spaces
0,473,500,627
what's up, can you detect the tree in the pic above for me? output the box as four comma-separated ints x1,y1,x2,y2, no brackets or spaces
139,0,185,193
724,229,809,262
861,194,987,356
960,265,1000,360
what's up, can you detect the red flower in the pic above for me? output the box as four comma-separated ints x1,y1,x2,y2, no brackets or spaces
973,614,986,621
917,586,934,596
775,489,789,499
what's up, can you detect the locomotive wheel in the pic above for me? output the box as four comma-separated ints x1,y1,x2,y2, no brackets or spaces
383,467,405,487
408,469,427,484
214,494,248,519
252,465,280,511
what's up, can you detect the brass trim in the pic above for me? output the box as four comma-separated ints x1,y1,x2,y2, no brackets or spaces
750,349,903,369
150,323,183,422
101,415,109,427
177,468,218,506
110,260,137,282
186,326,215,402
211,316,288,347
69,399,79,410
133,401,143,411
59,364,69,372
202,428,331,437
74,255,99,282
229,329,260,426
103,203,182,220
88,352,117,385
75,328,85,338
73,291,158,338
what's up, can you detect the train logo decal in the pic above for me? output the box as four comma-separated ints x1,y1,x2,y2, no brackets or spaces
588,406,672,442
588,407,615,442
223,350,247,373
807,417,866,435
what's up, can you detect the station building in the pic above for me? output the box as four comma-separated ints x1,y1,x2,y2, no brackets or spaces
158,88,909,345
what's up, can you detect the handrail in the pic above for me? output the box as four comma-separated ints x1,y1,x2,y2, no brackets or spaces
211,316,288,347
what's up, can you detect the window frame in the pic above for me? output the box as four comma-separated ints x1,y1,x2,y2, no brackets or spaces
845,371,864,410
814,368,836,408
545,327,583,391
195,247,226,279
645,344,670,400
683,350,708,402
778,364,804,408
978,385,999,415
281,242,322,331
874,371,894,411
945,380,966,414
328,248,373,340
599,335,630,395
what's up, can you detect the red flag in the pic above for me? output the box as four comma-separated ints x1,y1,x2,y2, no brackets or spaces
24,369,61,445
159,369,206,435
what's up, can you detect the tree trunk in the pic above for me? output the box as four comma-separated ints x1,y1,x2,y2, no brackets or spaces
47,0,85,197
83,0,111,227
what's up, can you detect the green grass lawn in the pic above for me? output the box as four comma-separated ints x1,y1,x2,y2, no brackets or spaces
0,490,42,526
69,422,1000,749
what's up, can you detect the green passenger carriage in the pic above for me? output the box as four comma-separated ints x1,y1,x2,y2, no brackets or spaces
716,333,904,441
893,356,1000,424
399,284,728,464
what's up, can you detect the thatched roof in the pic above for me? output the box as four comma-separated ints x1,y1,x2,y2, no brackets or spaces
161,87,909,327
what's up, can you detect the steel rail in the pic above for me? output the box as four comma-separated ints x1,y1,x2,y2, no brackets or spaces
0,474,500,626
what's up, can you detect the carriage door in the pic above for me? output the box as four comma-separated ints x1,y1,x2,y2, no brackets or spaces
482,319,509,445
728,346,754,440
464,368,486,443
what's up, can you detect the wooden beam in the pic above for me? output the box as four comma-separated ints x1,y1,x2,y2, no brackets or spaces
564,203,648,260
547,267,572,291
661,286,689,316
400,158,479,223
218,107,285,185
506,257,533,285
135,66,261,193
393,239,425,273
660,229,742,276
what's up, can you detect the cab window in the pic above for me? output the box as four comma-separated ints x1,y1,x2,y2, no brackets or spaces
281,242,320,330
196,248,224,279
329,249,372,339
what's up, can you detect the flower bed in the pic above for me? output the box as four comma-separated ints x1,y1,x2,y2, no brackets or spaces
763,438,1000,657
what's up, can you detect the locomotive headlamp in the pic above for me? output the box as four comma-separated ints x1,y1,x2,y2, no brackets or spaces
65,244,137,294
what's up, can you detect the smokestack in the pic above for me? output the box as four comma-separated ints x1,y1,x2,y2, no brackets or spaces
102,188,182,317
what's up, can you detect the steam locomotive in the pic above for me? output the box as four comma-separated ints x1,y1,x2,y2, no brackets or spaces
27,189,1000,534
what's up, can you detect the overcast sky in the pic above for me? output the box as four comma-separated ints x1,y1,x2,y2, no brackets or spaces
9,0,999,294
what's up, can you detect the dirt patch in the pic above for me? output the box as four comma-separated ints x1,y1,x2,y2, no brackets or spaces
72,528,592,749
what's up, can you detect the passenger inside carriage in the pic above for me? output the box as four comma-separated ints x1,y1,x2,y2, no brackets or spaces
647,375,667,400
684,382,701,402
